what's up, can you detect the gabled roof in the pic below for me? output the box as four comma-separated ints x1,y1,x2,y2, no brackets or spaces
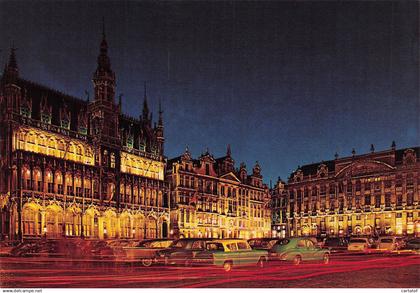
220,172,241,183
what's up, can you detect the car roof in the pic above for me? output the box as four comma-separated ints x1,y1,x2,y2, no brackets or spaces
211,239,248,244
248,238,281,241
176,238,214,241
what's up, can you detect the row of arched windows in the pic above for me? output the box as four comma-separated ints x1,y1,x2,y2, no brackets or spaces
16,128,94,165
21,204,167,239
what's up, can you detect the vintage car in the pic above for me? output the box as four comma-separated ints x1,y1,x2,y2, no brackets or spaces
322,237,349,253
248,238,282,250
269,237,330,265
123,239,174,266
196,239,268,272
158,238,214,266
405,238,420,251
347,237,373,252
377,236,404,251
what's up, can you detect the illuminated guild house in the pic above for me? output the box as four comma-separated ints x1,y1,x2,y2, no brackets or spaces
0,33,170,241
166,146,271,239
270,177,288,238
285,145,419,237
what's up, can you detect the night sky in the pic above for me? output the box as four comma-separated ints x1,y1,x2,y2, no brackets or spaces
1,1,418,184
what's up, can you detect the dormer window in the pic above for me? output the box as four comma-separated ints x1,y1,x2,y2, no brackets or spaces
127,135,133,148
61,119,70,129
20,104,31,118
78,125,87,135
139,139,145,151
41,112,51,124
205,164,210,175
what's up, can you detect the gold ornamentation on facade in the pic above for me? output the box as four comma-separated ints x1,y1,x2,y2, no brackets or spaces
13,126,94,165
120,151,164,180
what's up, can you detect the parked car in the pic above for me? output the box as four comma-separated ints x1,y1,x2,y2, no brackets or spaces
347,237,372,252
196,239,268,272
90,240,115,259
107,239,138,259
248,238,282,250
323,237,349,253
269,237,330,265
404,238,420,251
123,239,174,266
377,236,404,251
158,238,214,266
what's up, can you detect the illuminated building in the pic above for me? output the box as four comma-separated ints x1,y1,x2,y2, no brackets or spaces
283,145,419,237
166,146,271,239
270,178,288,238
0,31,169,241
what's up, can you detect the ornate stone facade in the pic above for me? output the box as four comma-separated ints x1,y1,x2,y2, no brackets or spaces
278,145,420,237
0,32,169,240
166,146,271,239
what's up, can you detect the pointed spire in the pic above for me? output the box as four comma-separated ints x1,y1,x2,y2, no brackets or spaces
3,46,19,82
391,141,396,150
118,94,123,110
142,81,150,121
95,17,112,75
370,144,375,153
352,148,356,156
158,98,163,127
334,152,339,160
85,90,90,102
227,144,231,157
102,16,106,40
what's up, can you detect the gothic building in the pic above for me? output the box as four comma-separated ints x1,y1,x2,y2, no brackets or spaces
270,177,288,238
279,145,419,237
166,146,271,239
0,31,169,241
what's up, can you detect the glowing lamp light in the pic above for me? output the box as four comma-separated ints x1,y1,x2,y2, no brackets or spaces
170,229,174,235
132,228,135,235
103,228,107,235
43,226,47,233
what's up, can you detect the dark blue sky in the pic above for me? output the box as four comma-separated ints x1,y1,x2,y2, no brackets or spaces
1,1,418,184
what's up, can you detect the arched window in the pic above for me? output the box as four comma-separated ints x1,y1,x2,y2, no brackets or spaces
120,214,131,238
46,170,53,193
65,174,73,195
54,172,63,194
75,176,82,197
22,205,41,235
146,216,157,239
133,215,144,239
22,167,31,190
33,169,42,192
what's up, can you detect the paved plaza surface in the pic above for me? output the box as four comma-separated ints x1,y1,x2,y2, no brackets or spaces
1,253,419,288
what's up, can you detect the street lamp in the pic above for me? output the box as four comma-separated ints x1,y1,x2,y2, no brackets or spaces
132,228,136,238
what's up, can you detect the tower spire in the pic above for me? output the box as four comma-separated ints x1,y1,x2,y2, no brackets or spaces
92,17,115,102
142,81,150,121
102,16,106,40
227,144,231,157
95,17,111,75
3,46,19,82
158,98,163,126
